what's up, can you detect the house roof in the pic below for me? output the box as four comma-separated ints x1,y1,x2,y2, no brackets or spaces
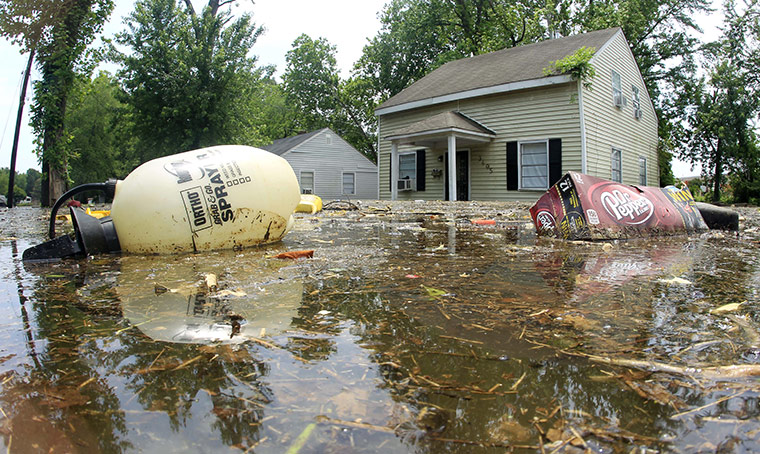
385,111,496,148
376,27,621,115
262,129,324,156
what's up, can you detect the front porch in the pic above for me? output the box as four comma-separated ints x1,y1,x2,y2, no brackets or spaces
385,111,496,201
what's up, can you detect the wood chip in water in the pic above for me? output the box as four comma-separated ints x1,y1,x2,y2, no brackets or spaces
438,335,483,345
272,250,314,260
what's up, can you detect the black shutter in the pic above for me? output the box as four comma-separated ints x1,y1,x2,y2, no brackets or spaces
506,141,518,190
549,138,562,187
388,153,392,193
416,150,426,191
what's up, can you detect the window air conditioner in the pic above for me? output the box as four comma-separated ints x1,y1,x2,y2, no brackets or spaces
397,179,416,191
612,91,628,108
613,91,624,107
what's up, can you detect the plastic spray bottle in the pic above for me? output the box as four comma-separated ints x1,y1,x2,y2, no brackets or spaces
23,145,301,260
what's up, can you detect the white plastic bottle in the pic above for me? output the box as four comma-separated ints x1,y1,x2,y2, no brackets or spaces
110,145,300,254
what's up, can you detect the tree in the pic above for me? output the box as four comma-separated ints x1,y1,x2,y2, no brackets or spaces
115,0,265,163
0,1,77,207
25,169,42,201
15,0,115,206
65,71,137,186
678,0,760,202
283,35,378,161
282,35,340,132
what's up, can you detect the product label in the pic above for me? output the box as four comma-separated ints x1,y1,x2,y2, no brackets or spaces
598,188,654,225
180,186,211,232
169,149,253,230
535,210,556,231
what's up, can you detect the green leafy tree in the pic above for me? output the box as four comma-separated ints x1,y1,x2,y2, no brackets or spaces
678,0,759,202
283,34,377,161
66,71,137,186
0,169,28,201
25,168,42,201
1,0,112,206
26,0,114,206
282,35,340,132
115,0,265,163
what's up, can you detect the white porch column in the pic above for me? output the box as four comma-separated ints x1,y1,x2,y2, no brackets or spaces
447,134,457,201
390,141,399,201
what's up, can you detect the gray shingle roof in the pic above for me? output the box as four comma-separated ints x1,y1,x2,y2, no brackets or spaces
261,129,325,156
387,111,496,139
377,28,621,112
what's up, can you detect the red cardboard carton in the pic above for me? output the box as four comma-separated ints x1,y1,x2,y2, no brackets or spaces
530,172,708,239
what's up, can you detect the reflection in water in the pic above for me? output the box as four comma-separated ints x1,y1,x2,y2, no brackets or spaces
0,208,758,452
117,253,303,343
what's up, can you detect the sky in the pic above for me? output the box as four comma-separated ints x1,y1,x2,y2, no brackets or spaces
0,0,721,178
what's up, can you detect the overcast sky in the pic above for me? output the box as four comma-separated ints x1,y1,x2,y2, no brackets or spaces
0,0,720,177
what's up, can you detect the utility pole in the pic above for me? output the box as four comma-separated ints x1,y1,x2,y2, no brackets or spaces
7,49,35,208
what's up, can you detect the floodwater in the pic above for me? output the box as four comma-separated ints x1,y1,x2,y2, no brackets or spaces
1,203,759,453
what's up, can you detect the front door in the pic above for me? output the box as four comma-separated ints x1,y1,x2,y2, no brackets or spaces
444,150,470,201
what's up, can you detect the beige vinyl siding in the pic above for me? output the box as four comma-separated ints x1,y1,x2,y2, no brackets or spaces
378,83,582,201
581,31,659,186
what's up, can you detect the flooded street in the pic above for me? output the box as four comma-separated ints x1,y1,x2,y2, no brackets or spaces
1,202,759,453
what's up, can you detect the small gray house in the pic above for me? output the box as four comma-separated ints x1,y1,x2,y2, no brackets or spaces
263,128,378,200
375,27,658,201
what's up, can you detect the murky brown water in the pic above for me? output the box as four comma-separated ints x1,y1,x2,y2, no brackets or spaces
1,204,759,453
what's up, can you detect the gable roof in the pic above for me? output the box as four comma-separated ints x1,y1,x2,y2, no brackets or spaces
386,110,495,140
376,27,621,115
262,129,324,156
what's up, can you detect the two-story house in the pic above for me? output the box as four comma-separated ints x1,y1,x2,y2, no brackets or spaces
375,27,658,201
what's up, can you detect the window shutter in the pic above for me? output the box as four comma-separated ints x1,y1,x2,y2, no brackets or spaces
506,141,518,190
388,154,392,192
416,150,426,191
549,138,562,187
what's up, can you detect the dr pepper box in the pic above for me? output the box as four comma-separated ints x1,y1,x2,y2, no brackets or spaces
530,172,708,240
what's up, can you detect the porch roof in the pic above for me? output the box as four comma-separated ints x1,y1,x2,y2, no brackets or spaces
384,111,496,148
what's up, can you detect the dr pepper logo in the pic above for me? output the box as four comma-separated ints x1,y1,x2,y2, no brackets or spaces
535,210,556,231
594,184,654,225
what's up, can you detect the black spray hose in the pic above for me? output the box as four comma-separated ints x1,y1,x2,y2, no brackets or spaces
48,180,118,239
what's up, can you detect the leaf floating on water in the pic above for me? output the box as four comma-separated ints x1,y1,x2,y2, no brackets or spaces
657,276,692,285
710,301,745,315
272,250,315,260
422,285,447,298
432,244,446,252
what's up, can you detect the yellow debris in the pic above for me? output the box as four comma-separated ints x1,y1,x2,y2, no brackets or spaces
295,194,323,214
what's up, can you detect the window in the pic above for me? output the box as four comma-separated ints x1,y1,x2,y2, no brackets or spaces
520,141,548,190
611,70,623,107
611,149,622,182
398,153,416,180
342,173,355,195
638,156,647,185
300,171,314,194
325,134,332,145
632,86,641,119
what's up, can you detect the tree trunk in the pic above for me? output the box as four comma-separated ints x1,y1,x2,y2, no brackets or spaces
38,0,94,206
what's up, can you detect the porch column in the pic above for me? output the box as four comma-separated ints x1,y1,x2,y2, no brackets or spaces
447,134,457,201
391,141,399,201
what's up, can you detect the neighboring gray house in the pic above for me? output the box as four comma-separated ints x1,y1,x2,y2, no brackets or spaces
263,128,378,200
375,27,658,201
